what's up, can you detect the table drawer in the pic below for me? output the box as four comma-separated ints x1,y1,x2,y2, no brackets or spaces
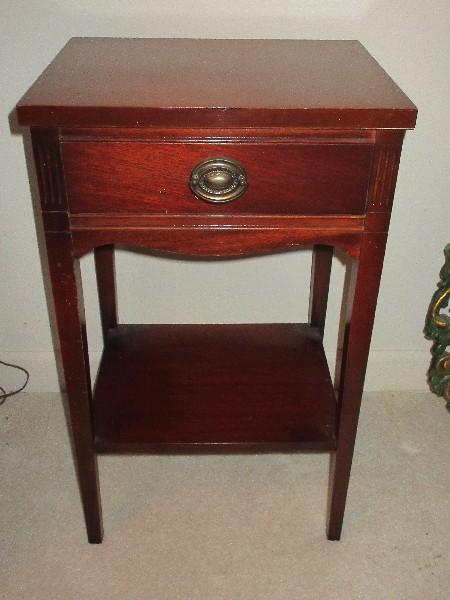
61,141,373,215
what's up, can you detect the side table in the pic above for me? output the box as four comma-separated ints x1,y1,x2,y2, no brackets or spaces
16,38,417,542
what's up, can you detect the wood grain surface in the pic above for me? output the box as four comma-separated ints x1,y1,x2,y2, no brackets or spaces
62,140,373,215
93,324,337,453
17,39,417,128
22,40,416,541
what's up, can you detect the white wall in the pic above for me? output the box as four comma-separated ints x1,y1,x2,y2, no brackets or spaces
1,1,449,392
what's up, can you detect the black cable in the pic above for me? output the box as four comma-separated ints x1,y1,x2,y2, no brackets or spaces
0,360,30,407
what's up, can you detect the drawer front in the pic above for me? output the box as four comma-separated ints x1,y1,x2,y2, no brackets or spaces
61,142,373,215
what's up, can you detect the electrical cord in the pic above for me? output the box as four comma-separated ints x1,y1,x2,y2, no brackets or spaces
0,360,30,407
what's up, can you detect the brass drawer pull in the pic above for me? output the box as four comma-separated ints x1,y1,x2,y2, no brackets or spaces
190,158,247,203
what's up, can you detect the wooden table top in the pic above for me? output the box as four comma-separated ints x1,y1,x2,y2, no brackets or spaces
16,38,416,129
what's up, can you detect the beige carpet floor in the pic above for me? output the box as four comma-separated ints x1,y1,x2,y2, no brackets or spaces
1,391,449,599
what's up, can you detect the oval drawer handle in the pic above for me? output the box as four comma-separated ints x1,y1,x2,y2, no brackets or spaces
190,158,247,203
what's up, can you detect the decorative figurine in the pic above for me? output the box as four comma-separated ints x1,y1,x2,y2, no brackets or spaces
425,244,450,409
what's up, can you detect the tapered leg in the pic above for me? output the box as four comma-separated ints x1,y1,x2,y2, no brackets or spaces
94,245,118,342
309,245,333,338
45,233,103,543
327,233,387,540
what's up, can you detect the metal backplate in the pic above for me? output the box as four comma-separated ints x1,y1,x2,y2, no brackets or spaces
189,158,248,203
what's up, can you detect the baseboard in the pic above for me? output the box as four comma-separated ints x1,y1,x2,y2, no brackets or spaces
0,349,429,394
325,349,429,392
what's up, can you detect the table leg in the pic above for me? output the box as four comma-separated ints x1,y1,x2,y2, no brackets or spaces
327,233,387,540
45,233,103,543
94,245,118,342
309,245,333,338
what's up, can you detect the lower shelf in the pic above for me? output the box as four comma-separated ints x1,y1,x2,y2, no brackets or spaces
93,324,337,453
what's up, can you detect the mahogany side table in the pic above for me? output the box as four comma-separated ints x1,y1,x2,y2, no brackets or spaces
16,38,417,543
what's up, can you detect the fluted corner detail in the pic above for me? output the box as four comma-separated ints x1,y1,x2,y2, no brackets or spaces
367,147,401,211
31,130,67,210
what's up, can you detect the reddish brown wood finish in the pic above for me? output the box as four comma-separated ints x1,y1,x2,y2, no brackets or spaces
309,245,333,338
70,214,365,230
18,39,416,543
94,245,117,342
61,141,373,215
44,235,103,544
327,233,388,540
17,39,416,128
93,324,336,453
366,130,405,212
31,129,103,543
60,127,376,142
71,227,362,261
326,128,406,540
